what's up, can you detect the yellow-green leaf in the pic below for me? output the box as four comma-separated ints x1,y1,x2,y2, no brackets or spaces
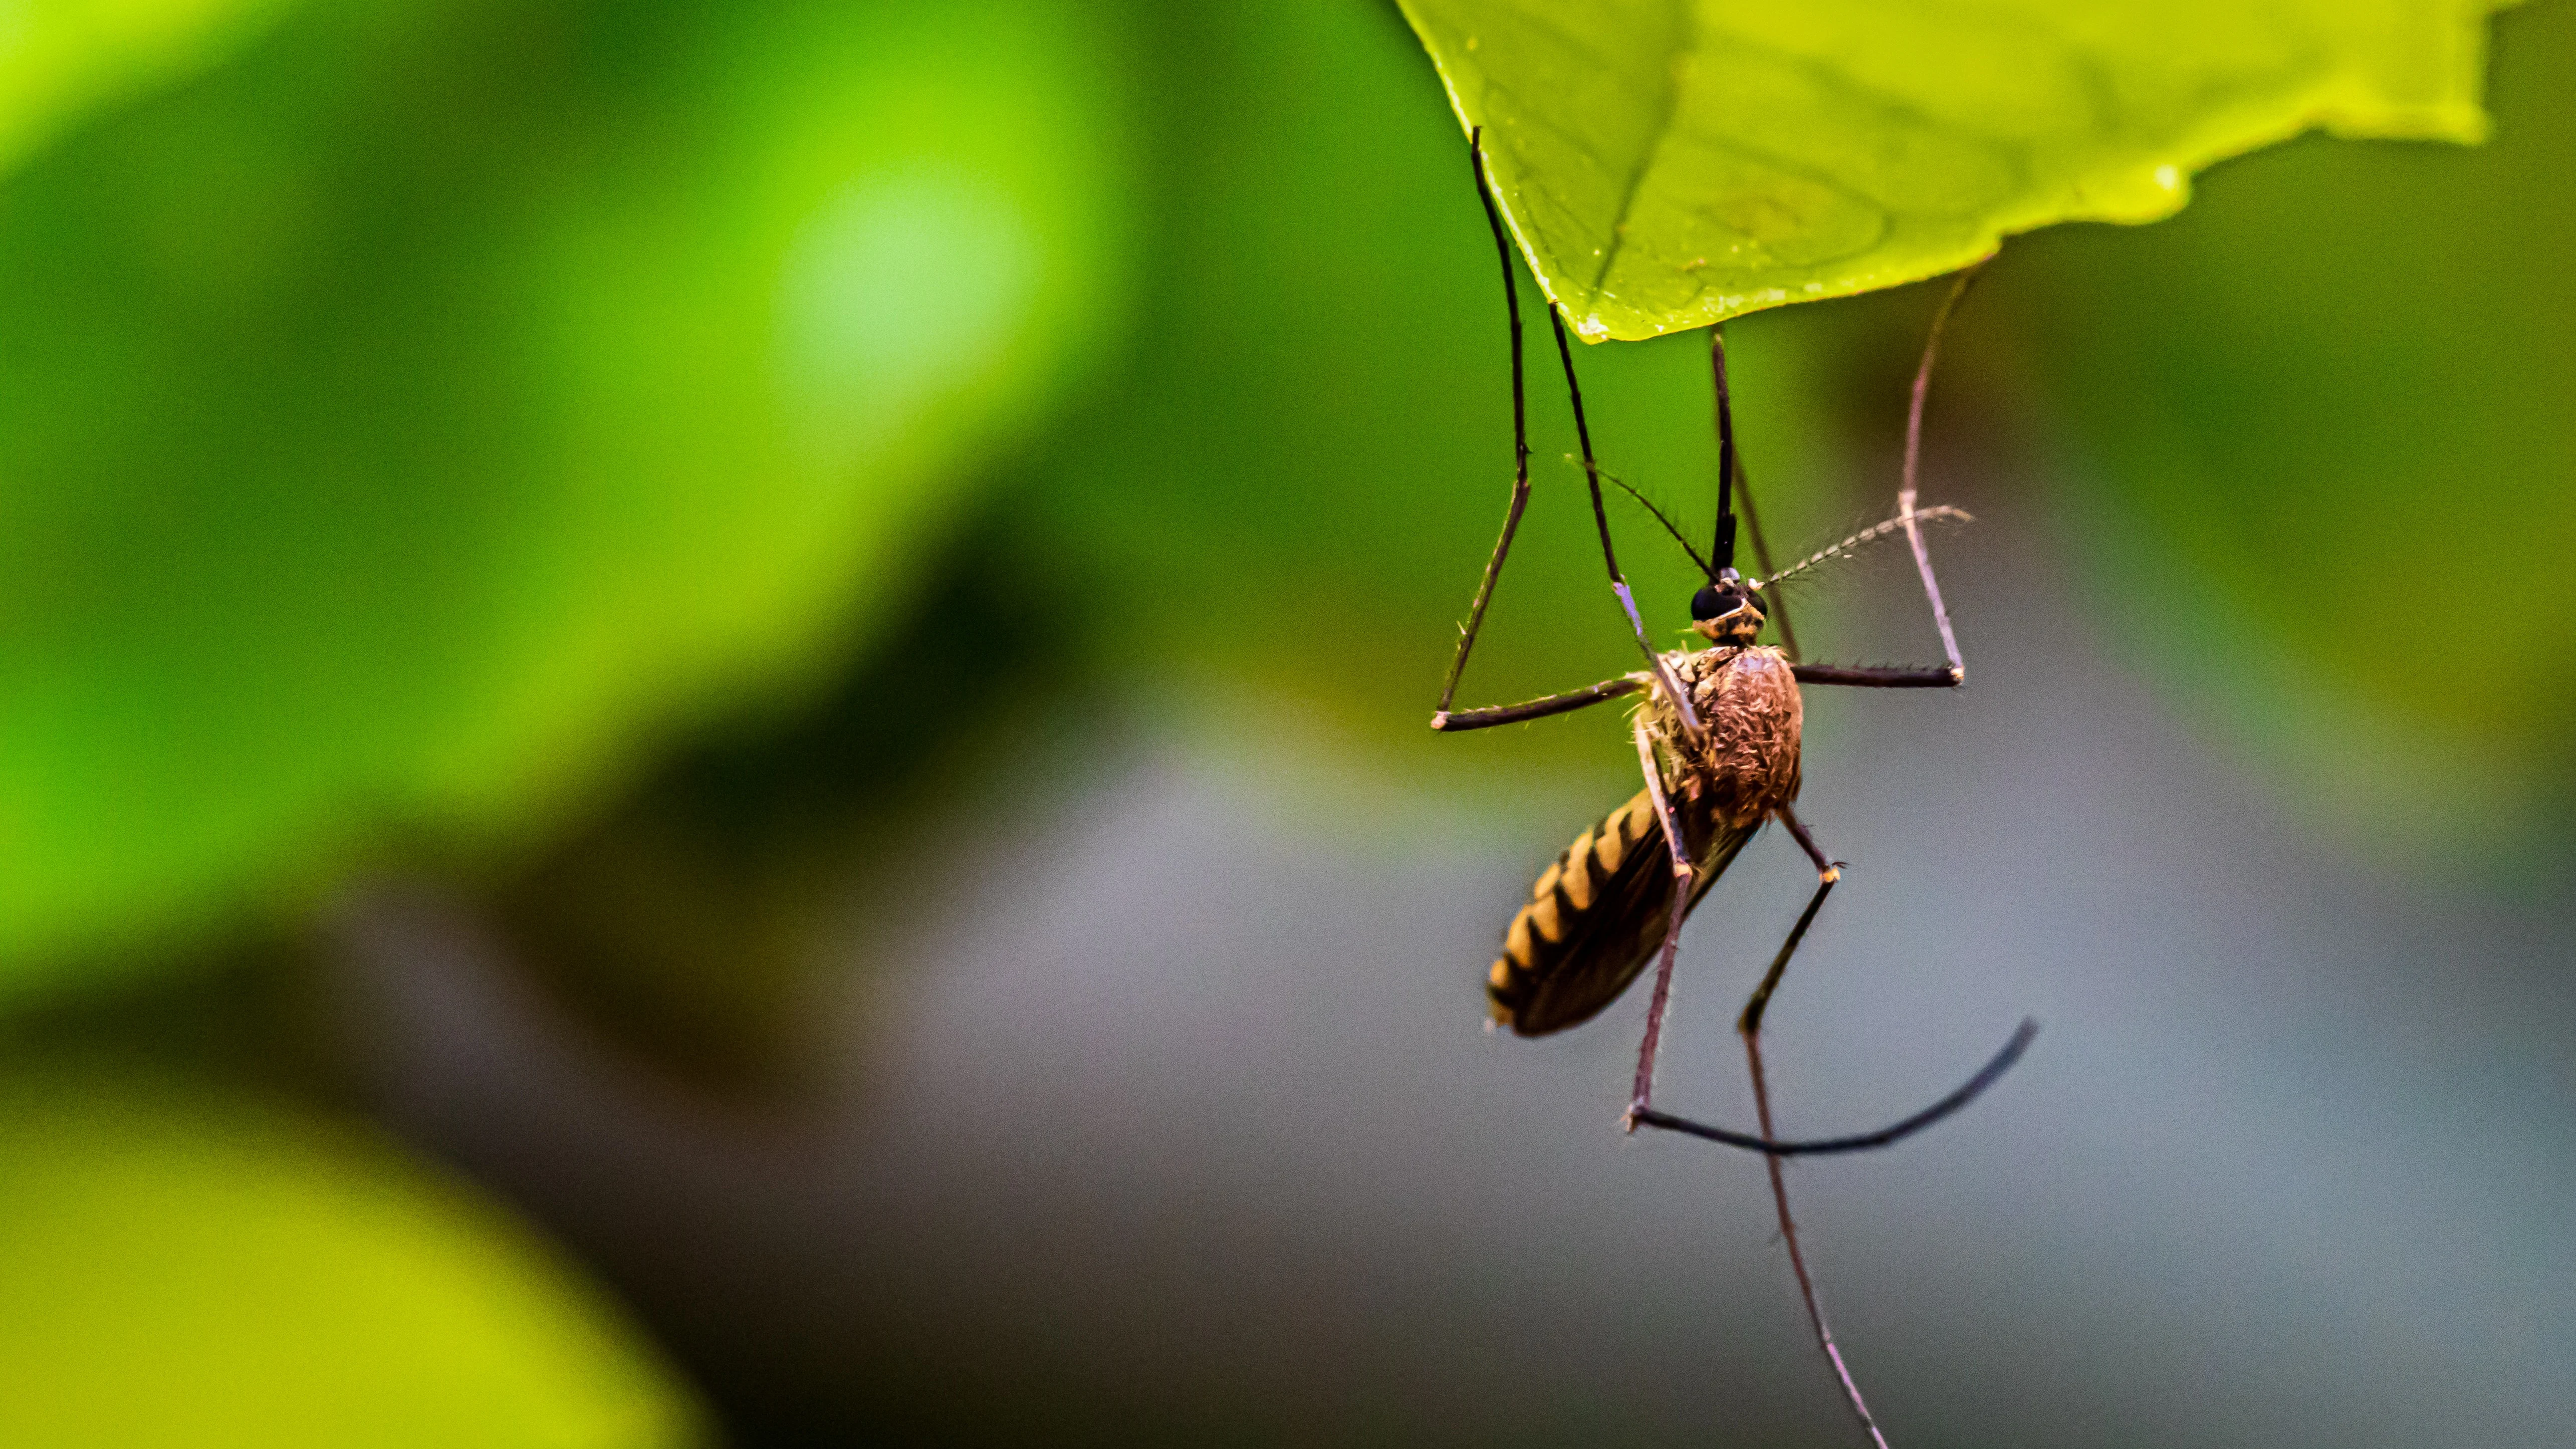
1397,0,2520,339
0,1070,704,1447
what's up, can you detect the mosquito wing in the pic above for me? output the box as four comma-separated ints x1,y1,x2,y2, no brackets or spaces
1486,788,1755,1037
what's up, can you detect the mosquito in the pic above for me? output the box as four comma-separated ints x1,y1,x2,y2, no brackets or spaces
1434,130,2037,1447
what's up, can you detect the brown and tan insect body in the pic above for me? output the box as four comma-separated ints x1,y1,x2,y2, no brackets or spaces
1486,585,1805,1036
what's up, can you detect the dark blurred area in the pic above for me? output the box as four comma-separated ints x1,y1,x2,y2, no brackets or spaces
1,1,2572,1445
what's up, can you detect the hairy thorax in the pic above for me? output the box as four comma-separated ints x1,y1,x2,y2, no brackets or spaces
1640,645,1803,832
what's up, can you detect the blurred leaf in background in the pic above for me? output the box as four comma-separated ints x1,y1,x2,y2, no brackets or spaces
0,0,1132,996
0,0,299,178
1397,0,2519,338
2003,0,2576,859
490,503,1100,1091
0,1066,702,1447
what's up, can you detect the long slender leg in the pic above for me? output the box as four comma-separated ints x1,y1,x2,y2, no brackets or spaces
1628,1023,2035,1154
1434,674,1642,732
1747,1027,1892,1449
1781,348,1990,686
1624,799,2035,1154
1551,309,1701,734
1733,452,1802,662
1623,719,1694,1130
1709,324,1741,571
1435,128,1537,720
1739,804,1887,1447
1710,327,1804,662
1897,265,1986,684
1793,663,1960,689
1739,803,1840,1038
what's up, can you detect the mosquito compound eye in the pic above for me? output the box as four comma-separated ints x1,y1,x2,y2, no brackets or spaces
1691,585,1752,622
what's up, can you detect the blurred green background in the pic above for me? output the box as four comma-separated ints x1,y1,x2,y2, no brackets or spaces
3,1,2572,1445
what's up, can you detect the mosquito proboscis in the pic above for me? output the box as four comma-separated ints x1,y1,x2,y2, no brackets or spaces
1434,128,2036,1448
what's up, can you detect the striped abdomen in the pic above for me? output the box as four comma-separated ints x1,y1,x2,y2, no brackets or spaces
1485,789,1754,1037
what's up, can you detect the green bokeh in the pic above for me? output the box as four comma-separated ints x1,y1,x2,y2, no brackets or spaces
0,1068,702,1447
1398,0,2515,338
0,0,1130,985
2004,0,2576,849
0,0,299,177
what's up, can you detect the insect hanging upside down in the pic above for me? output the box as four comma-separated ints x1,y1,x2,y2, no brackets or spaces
1485,582,1802,1039
1434,127,2036,1448
1449,522,2027,1157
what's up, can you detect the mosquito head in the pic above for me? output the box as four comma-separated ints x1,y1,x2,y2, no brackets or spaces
1689,568,1764,645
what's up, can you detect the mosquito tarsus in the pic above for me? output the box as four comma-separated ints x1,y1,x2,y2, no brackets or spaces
1434,127,2036,1449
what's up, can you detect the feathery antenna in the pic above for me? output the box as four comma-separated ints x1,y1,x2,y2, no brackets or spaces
1754,506,1973,591
1599,466,1715,581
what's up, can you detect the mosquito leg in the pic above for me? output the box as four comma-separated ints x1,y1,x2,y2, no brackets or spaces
1737,801,1886,1445
1792,663,1960,689
1435,128,1537,719
1627,1023,2036,1154
1740,803,1840,1038
1897,265,1986,683
1746,1027,1892,1449
1622,717,1694,1130
1760,273,1991,694
1433,674,1643,732
1733,452,1802,662
1624,798,2037,1153
1619,799,2027,1439
1710,327,1803,663
1551,308,1700,734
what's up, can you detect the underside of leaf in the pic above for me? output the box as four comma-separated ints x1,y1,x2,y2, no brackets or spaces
1399,0,2521,339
